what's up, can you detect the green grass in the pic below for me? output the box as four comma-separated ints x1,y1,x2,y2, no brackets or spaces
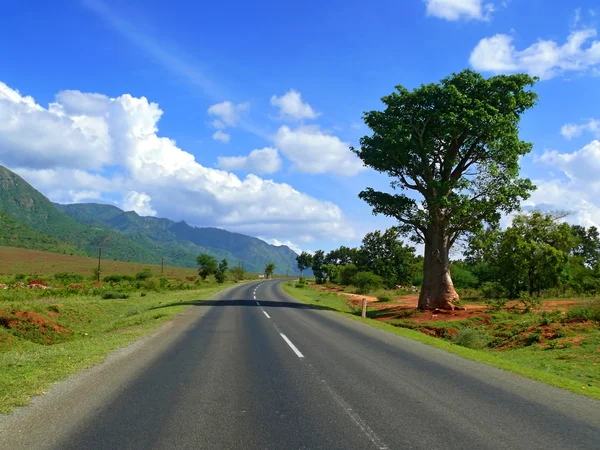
283,282,600,400
0,284,229,413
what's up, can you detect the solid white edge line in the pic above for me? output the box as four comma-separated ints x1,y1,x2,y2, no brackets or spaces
262,310,271,319
279,333,304,358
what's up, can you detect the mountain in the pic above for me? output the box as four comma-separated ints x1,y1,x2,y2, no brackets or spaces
56,203,300,274
0,210,84,255
0,166,161,264
0,165,299,274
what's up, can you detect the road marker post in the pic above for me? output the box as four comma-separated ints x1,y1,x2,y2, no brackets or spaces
361,298,367,319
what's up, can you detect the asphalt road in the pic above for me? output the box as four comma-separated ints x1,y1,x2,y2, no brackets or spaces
1,279,599,449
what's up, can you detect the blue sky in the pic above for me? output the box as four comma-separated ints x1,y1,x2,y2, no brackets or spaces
1,0,600,254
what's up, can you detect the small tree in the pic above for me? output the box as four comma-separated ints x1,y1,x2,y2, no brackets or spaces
353,271,383,294
230,266,245,282
354,70,538,310
312,250,326,284
197,254,218,280
323,264,340,284
215,259,228,284
264,262,276,279
296,251,313,277
339,264,358,286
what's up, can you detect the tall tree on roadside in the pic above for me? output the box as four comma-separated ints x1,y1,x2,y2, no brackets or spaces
264,262,276,279
571,225,600,269
353,70,538,310
215,259,228,283
311,250,326,284
296,251,313,278
197,254,218,280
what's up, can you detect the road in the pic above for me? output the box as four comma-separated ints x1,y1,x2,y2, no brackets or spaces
1,279,599,449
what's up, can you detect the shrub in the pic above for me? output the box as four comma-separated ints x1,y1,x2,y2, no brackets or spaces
566,304,600,322
339,264,358,286
519,292,542,312
102,291,130,300
135,269,153,280
13,273,26,281
104,274,124,283
144,278,160,291
479,281,506,299
377,295,392,302
484,298,508,311
159,276,169,288
353,271,383,294
540,310,563,325
452,328,489,349
140,292,146,297
54,272,84,285
47,304,60,313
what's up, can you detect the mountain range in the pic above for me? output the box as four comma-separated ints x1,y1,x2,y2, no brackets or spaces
0,165,300,274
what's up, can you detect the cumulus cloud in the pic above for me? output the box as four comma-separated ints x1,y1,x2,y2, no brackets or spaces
207,101,249,127
561,119,600,139
212,130,230,143
529,140,600,227
263,238,303,255
217,147,282,174
122,191,157,216
425,0,494,21
273,125,364,176
0,80,353,243
270,89,320,121
470,28,600,79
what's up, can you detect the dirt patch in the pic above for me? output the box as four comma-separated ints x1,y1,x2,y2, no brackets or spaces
0,308,71,345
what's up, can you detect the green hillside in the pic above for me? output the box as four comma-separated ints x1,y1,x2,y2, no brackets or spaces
0,211,84,255
57,203,300,274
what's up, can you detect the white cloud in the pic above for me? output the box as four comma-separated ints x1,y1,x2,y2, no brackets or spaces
217,147,282,174
270,89,320,121
529,140,600,227
425,0,494,21
0,80,353,243
212,130,230,143
122,191,157,216
561,119,600,139
207,101,249,127
470,28,600,79
273,125,364,176
264,238,302,255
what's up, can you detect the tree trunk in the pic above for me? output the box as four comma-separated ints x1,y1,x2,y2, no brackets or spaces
418,230,460,310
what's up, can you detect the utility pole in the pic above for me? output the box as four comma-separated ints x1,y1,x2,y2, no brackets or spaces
97,248,102,282
161,257,164,275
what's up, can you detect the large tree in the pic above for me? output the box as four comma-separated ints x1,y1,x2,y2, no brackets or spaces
197,254,218,280
354,70,538,310
311,250,326,284
296,251,313,277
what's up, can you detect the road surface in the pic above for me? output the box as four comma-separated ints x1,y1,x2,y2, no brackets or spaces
1,279,599,449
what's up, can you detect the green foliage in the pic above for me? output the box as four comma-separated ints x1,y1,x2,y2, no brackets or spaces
296,252,313,276
101,291,130,300
230,266,245,282
197,254,218,280
377,294,393,302
449,263,478,289
144,278,160,291
215,259,229,284
519,291,542,312
324,246,358,266
339,264,358,286
264,262,276,279
295,278,307,288
357,228,415,288
566,304,600,322
452,328,490,349
159,276,169,288
484,298,508,311
135,269,153,280
479,281,507,299
323,264,341,284
311,250,326,284
53,272,84,285
353,271,383,294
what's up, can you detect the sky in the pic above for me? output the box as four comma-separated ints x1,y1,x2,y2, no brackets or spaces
1,0,600,255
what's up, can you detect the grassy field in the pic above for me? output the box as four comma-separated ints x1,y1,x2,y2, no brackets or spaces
0,283,231,414
283,281,600,400
0,246,198,278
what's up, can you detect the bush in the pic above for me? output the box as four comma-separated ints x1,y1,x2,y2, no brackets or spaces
352,271,383,294
102,291,130,300
452,328,489,349
339,264,358,286
54,272,84,285
144,278,160,291
377,295,392,302
484,298,508,311
450,264,478,289
479,281,506,299
104,274,124,283
519,292,542,312
135,269,153,280
159,276,169,289
566,303,600,322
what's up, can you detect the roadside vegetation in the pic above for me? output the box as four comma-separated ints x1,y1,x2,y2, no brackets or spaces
0,255,249,413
